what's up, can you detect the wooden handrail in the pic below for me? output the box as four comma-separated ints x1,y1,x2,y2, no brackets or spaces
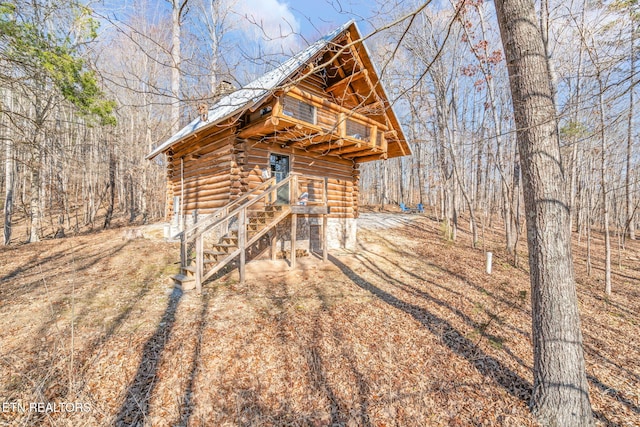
188,174,295,243
285,87,389,131
180,176,276,239
182,172,330,281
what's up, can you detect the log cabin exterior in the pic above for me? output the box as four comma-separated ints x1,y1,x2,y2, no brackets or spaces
147,21,410,290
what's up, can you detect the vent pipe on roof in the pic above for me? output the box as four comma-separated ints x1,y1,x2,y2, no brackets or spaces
214,80,237,98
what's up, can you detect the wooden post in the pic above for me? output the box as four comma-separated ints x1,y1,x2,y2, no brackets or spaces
291,213,297,269
370,125,377,148
180,157,185,232
239,209,246,284
322,214,328,262
270,229,277,261
338,112,346,138
180,232,187,269
195,234,203,294
323,177,328,206
290,173,299,204
486,252,493,274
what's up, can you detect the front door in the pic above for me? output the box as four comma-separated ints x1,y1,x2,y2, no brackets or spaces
270,154,290,204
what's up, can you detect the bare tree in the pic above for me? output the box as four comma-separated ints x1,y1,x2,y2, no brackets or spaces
2,88,14,245
494,0,594,424
169,0,189,133
624,0,637,240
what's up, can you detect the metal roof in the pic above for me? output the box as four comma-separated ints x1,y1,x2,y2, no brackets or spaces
146,21,354,160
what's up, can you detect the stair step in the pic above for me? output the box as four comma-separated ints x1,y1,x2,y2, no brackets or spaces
222,236,238,243
248,216,267,224
172,273,194,283
204,250,228,257
203,251,229,261
212,243,236,249
172,274,196,291
182,266,196,276
212,246,234,254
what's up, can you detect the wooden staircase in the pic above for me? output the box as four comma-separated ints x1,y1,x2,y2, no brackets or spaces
172,173,329,293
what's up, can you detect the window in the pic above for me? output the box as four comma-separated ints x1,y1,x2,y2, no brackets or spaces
282,96,316,124
345,119,370,141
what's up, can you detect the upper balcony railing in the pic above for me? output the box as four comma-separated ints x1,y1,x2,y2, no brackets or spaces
241,86,388,155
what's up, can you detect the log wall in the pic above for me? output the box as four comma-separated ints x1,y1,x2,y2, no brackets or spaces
166,133,235,217
164,132,360,220
240,140,358,219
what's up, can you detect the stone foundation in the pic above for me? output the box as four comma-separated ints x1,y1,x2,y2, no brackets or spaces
326,217,357,250
273,216,356,252
166,214,357,251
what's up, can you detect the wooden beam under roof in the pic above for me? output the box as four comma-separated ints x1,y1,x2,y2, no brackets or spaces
326,69,368,95
352,152,388,163
344,33,385,108
303,139,350,153
292,134,339,147
331,143,379,155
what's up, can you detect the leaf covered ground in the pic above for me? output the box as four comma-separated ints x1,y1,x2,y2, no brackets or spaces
0,213,638,426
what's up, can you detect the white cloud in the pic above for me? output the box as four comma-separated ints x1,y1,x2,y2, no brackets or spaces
233,0,301,53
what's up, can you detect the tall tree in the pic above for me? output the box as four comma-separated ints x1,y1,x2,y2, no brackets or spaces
0,0,115,241
623,0,638,240
1,88,14,245
493,0,594,425
169,0,189,133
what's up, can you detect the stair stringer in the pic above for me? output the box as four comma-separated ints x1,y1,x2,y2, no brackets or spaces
201,206,292,283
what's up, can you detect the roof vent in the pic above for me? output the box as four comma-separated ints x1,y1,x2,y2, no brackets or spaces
215,80,237,97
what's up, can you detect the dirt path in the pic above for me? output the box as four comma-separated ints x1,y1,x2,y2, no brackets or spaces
0,214,638,426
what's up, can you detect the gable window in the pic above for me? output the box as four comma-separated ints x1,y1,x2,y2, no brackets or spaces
345,118,370,141
282,96,316,124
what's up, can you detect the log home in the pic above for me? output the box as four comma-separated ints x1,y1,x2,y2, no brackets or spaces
147,21,410,291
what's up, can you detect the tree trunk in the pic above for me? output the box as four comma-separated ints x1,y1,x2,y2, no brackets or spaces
494,0,594,425
597,78,612,296
626,12,636,240
3,95,14,245
29,149,42,243
103,154,116,229
170,0,188,134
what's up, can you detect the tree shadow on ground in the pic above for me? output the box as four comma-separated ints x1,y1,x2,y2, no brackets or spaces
114,287,183,426
329,254,533,404
587,374,640,415
173,289,210,427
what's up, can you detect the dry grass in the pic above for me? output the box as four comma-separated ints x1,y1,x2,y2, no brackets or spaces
0,214,638,426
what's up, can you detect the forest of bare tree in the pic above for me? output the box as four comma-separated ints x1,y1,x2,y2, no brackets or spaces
2,0,636,270
0,0,635,268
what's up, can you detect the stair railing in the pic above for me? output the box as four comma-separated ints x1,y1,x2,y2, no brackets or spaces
189,174,297,291
178,177,276,268
185,173,329,292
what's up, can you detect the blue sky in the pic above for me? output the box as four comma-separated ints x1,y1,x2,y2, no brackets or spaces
236,0,378,43
286,0,377,36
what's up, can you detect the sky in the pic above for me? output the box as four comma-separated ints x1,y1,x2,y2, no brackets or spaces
95,0,399,85
235,0,378,42
287,0,377,35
